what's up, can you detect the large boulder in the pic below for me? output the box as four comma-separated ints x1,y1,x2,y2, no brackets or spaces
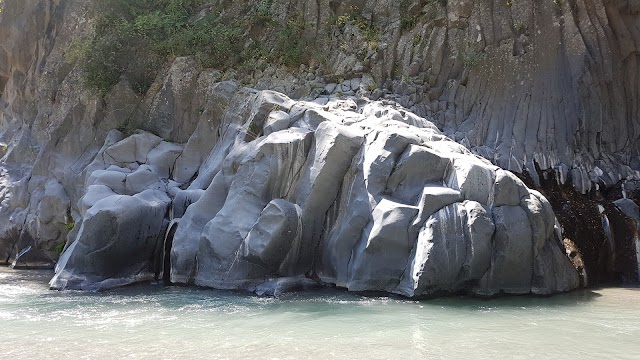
395,201,495,297
165,93,579,297
46,88,579,297
49,132,182,290
50,190,169,290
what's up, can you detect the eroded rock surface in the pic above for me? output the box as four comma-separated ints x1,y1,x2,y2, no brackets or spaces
160,93,577,297
50,132,181,289
37,90,579,295
50,190,169,290
2,0,632,293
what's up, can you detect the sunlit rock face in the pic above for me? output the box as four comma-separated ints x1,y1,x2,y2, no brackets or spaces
49,90,579,295
160,92,578,297
49,132,182,290
6,0,630,293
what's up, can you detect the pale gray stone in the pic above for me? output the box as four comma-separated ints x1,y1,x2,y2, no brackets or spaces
50,190,170,290
476,206,534,296
243,199,301,269
347,197,419,292
614,198,640,220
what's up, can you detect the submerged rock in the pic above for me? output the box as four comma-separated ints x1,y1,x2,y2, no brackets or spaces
254,277,323,297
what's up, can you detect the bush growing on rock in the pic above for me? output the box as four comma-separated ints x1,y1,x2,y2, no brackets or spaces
71,0,321,95
74,0,225,94
69,0,408,96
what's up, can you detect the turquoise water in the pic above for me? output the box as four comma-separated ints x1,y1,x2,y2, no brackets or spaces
0,268,638,359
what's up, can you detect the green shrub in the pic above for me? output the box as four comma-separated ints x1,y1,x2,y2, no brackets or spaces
255,0,273,25
55,242,66,256
400,15,419,31
65,219,75,231
73,0,244,95
246,121,262,140
272,19,309,67
332,7,380,42
71,0,322,94
412,33,422,47
400,0,420,32
462,48,486,68
117,120,141,137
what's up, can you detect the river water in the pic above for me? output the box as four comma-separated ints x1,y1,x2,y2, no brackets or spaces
0,268,638,359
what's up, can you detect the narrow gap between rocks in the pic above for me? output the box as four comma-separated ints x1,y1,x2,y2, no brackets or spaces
163,223,179,285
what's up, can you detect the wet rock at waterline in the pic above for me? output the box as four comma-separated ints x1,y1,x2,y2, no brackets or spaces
50,91,579,296
1,0,640,294
49,131,181,290
50,190,169,290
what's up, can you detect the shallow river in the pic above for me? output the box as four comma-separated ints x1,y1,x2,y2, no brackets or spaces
0,268,638,359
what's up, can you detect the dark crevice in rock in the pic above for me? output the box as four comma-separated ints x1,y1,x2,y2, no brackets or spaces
519,166,639,286
0,74,7,98
161,222,178,285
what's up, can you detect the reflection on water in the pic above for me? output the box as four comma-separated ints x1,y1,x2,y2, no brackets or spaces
0,267,638,359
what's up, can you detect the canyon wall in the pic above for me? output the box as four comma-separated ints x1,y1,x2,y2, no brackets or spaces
0,0,638,291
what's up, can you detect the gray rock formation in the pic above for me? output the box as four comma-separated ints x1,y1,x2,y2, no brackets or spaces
0,0,634,292
50,190,169,290
29,86,576,296
161,93,578,297
49,131,181,289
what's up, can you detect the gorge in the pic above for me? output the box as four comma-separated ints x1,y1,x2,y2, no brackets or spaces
0,0,639,298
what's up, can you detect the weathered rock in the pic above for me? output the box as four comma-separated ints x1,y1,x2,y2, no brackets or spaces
476,206,534,296
280,122,364,276
243,199,302,269
0,0,603,294
160,94,579,297
615,199,640,220
171,189,205,219
347,198,418,292
50,190,169,290
395,201,494,297
532,241,581,295
182,128,313,289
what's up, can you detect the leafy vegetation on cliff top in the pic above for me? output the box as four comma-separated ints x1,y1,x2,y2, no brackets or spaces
68,0,317,95
67,0,400,96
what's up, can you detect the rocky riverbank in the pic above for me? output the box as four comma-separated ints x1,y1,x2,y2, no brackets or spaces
0,0,638,295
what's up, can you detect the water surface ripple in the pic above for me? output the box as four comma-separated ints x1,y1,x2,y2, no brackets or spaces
1,268,638,359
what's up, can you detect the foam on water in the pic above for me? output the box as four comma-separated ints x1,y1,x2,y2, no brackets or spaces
0,267,639,359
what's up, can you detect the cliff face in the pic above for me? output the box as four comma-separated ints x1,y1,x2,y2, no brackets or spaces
0,0,638,291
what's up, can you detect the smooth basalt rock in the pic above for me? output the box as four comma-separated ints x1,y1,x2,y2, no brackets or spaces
160,92,578,297
395,201,495,297
41,89,579,296
0,0,582,294
49,131,181,290
243,199,302,269
50,190,169,290
0,0,639,288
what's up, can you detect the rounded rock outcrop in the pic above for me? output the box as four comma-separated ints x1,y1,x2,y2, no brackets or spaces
158,93,580,297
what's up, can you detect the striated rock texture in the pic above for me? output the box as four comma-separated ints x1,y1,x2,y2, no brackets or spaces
169,94,579,297
50,91,579,295
49,131,181,289
0,0,637,290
